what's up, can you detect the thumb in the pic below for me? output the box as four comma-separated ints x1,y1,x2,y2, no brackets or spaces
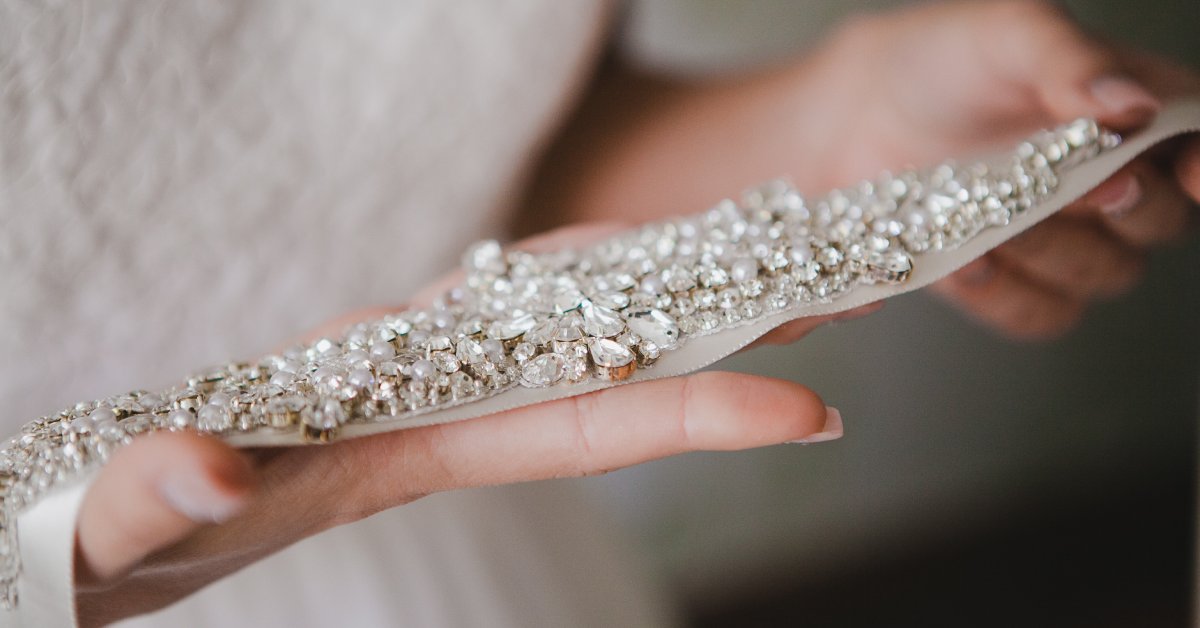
75,432,255,586
988,2,1160,129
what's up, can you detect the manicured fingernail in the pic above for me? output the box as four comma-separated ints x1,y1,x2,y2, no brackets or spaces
958,257,994,285
1090,76,1160,118
789,407,844,444
1094,173,1142,217
159,469,248,523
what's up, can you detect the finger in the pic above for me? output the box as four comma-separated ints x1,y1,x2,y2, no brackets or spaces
75,432,255,587
1174,135,1200,210
1069,162,1193,247
752,302,885,348
933,255,1084,340
337,371,835,514
991,216,1143,300
980,1,1159,128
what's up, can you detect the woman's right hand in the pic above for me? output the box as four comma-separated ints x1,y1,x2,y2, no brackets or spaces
72,223,860,626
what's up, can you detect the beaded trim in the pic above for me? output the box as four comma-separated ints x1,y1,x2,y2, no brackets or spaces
0,119,1118,608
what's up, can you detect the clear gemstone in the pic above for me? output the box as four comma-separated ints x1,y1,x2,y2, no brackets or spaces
553,317,584,342
167,409,194,430
523,319,558,346
464,240,506,275
431,352,460,373
581,302,625,338
455,339,486,365
196,405,233,432
520,354,566,387
730,258,758,283
488,314,536,340
626,309,680,349
512,342,536,362
591,291,631,310
553,289,585,314
480,339,507,363
589,338,634,368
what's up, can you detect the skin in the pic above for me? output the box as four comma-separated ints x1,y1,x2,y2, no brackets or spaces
72,2,1199,625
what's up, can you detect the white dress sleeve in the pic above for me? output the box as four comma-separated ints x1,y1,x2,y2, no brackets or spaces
2,476,94,628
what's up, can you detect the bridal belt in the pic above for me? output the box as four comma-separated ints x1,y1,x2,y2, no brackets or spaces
2,99,1199,621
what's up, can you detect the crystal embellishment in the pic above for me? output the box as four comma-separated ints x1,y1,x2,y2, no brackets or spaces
0,118,1122,610
626,309,681,350
520,354,566,387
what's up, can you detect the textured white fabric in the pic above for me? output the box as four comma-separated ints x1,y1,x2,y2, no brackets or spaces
0,1,673,626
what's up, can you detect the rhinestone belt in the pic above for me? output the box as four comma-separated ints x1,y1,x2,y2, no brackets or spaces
0,118,1123,608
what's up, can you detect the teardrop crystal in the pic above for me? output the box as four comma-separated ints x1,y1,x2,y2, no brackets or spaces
625,309,680,349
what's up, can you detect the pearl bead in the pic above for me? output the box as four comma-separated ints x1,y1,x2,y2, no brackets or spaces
347,368,375,389
369,342,396,361
411,359,437,380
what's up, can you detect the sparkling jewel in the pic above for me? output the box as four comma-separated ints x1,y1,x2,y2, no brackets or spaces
589,339,636,381
626,309,681,350
520,354,566,387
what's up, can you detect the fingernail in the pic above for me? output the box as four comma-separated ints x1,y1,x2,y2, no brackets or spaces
958,257,994,285
788,407,844,444
1090,76,1160,118
159,468,248,523
1094,173,1142,217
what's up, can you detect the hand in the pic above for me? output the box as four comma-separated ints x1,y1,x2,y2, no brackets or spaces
811,0,1200,338
72,223,869,626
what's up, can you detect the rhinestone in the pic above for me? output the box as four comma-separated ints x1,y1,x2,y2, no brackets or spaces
553,289,586,314
626,309,680,350
487,314,536,341
455,338,487,364
449,372,477,398
269,371,296,388
431,352,460,373
864,251,914,285
427,335,453,352
480,339,507,363
464,240,507,275
581,302,625,338
196,405,233,432
512,343,536,362
730,258,758,283
523,319,558,346
591,291,631,310
167,409,194,430
553,317,584,342
589,339,636,381
520,354,566,387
